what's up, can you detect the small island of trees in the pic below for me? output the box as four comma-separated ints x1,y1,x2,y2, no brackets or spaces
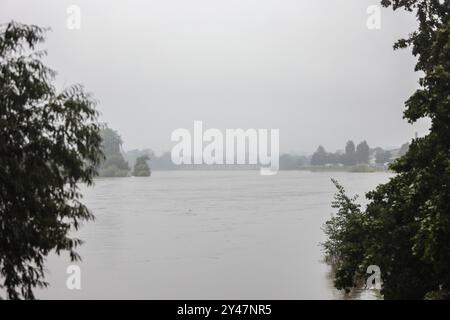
133,155,151,177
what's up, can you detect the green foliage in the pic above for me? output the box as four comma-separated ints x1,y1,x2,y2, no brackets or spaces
311,140,371,166
100,127,123,156
375,150,392,165
356,141,370,164
0,22,102,299
311,145,328,165
322,180,366,292
97,127,129,177
133,155,151,177
323,0,450,299
343,141,357,166
398,142,410,157
124,149,154,168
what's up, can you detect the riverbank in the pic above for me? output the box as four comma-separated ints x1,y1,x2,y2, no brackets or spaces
298,165,389,173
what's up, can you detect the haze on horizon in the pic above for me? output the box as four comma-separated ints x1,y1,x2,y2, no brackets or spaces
0,0,430,155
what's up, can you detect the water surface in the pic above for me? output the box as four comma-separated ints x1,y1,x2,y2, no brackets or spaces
37,170,392,299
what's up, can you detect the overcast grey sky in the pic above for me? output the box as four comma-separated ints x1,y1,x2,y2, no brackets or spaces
1,0,430,154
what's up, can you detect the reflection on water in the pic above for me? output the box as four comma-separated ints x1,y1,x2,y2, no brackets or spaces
37,171,391,299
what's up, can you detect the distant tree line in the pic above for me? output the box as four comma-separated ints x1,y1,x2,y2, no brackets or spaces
103,127,410,173
311,140,370,166
124,151,311,171
97,126,150,177
310,140,409,166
